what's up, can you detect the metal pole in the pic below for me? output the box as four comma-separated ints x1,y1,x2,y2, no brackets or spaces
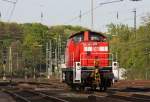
3,64,6,80
0,12,1,21
47,40,52,79
57,37,60,79
49,40,52,77
79,10,82,24
40,4,43,23
146,48,148,80
145,48,150,80
16,52,19,70
148,52,150,79
58,36,60,61
9,47,12,74
133,8,136,39
2,46,7,80
46,42,48,78
91,0,94,29
41,12,43,23
33,56,36,79
59,34,61,62
39,47,42,82
9,46,13,83
59,35,62,81
116,52,119,80
55,48,57,77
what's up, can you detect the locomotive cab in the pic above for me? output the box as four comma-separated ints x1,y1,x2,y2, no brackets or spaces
62,30,113,91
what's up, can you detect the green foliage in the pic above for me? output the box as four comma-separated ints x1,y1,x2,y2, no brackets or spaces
48,25,86,54
1,17,149,80
22,23,49,47
108,17,150,79
107,23,132,41
0,22,86,77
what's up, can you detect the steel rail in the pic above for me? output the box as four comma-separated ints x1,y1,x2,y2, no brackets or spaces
4,90,31,102
38,92,69,102
92,91,150,102
132,94,150,99
4,89,69,102
27,90,70,102
110,94,150,102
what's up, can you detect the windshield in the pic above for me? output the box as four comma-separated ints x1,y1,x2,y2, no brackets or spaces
89,33,105,42
72,34,84,43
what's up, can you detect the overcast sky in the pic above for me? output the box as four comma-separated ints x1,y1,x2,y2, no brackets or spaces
0,0,150,32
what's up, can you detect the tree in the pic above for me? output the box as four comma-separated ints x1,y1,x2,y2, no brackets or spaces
107,15,150,79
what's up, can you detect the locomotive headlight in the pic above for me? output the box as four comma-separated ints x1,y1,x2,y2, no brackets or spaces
112,61,118,70
77,62,80,66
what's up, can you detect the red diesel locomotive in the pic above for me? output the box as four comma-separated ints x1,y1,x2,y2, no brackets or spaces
62,30,113,91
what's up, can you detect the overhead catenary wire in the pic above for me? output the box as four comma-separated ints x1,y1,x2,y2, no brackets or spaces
1,0,18,22
65,0,124,24
99,11,147,32
119,10,146,22
2,0,16,4
95,6,147,29
8,0,18,22
65,0,146,32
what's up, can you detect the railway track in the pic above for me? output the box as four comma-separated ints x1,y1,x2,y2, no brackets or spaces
4,89,69,102
91,88,150,102
0,81,150,102
94,92,150,102
109,94,150,102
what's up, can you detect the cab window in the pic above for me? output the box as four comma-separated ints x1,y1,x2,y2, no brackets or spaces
89,33,105,42
73,34,84,43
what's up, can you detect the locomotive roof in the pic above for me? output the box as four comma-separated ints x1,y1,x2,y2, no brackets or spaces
69,30,106,39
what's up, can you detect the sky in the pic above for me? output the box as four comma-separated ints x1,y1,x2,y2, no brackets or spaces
0,0,150,32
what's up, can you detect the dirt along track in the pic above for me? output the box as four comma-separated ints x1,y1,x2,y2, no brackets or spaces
94,80,150,102
0,80,89,102
0,79,150,102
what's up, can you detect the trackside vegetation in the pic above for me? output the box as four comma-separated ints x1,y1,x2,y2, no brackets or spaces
0,15,150,79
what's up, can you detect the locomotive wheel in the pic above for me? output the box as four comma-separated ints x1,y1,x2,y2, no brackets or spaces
99,77,108,91
79,86,85,91
107,80,112,87
70,85,77,91
70,85,85,91
91,84,97,91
